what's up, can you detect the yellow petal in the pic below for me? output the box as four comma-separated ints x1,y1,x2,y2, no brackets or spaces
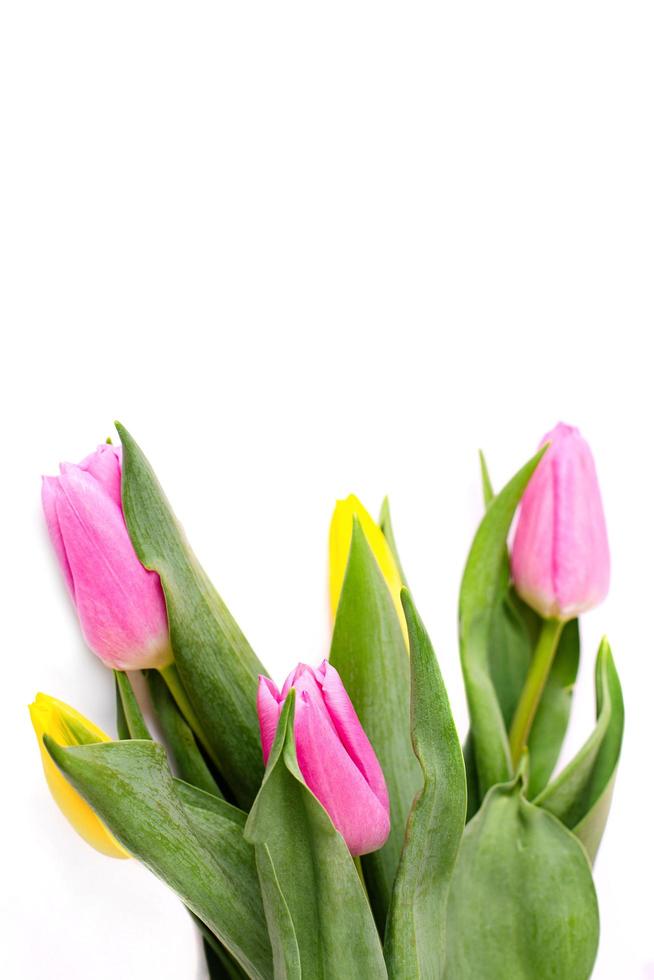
329,494,407,645
29,693,129,859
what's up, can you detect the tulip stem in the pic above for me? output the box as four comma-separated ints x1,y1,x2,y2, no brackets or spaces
159,664,222,772
508,617,564,768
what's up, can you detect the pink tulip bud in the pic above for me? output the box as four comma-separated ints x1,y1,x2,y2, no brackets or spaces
257,661,390,856
511,423,610,621
42,444,172,670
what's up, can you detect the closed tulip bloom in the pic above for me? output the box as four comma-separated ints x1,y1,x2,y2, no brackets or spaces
329,494,406,641
511,423,610,621
42,444,172,670
257,661,390,856
29,693,129,859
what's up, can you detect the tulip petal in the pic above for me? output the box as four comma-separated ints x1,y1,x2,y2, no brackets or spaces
329,495,406,644
77,444,123,509
29,694,128,859
293,673,390,856
511,424,610,620
318,661,389,813
257,676,282,765
41,476,75,597
55,464,169,669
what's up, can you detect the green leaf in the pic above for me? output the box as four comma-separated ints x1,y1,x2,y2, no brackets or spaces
116,423,267,809
114,671,151,740
378,496,409,586
468,455,580,804
44,737,273,980
384,591,466,980
147,669,223,798
534,638,624,862
254,845,302,980
329,518,421,930
445,776,599,980
459,448,546,799
244,692,387,979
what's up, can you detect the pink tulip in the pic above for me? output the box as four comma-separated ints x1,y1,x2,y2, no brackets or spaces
511,423,610,620
42,444,172,670
257,661,390,856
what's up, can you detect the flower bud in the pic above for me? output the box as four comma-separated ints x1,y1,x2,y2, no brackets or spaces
257,661,390,856
29,693,129,858
329,494,405,635
511,423,610,620
42,444,171,670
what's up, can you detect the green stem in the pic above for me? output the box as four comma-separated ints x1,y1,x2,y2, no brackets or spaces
509,617,564,768
159,663,222,772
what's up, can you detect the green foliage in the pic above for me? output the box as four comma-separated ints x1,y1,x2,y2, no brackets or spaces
535,639,624,862
116,423,267,808
384,591,466,980
459,448,545,800
445,775,599,980
244,693,387,979
147,669,223,798
44,737,273,979
330,518,421,931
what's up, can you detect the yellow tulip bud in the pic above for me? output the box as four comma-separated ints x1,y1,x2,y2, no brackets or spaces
329,494,407,645
29,693,129,859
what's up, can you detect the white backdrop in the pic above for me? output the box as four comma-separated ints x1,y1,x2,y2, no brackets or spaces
1,2,652,978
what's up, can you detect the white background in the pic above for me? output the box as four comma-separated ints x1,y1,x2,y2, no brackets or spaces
1,2,652,977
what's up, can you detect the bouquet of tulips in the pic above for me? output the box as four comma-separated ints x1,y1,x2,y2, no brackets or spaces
31,422,623,980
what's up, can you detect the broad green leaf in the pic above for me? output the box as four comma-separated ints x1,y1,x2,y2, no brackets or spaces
45,737,273,980
329,518,421,930
378,496,409,586
245,693,387,980
147,669,223,798
459,449,545,799
384,591,466,980
114,670,152,740
116,423,266,809
535,638,624,862
445,776,599,980
255,845,302,980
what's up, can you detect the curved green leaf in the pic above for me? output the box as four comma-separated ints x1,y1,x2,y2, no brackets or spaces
147,669,223,798
459,449,545,799
255,845,302,980
378,496,409,586
116,423,266,809
329,518,421,930
445,776,599,980
463,451,579,812
535,638,624,861
44,737,273,980
384,590,466,979
244,692,387,979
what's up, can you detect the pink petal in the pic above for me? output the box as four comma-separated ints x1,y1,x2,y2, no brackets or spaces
41,476,75,597
55,464,169,669
257,676,282,764
319,660,389,813
293,674,390,856
77,444,123,509
511,423,610,620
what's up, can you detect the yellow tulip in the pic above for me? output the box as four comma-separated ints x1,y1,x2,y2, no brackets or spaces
329,494,407,645
29,693,129,859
